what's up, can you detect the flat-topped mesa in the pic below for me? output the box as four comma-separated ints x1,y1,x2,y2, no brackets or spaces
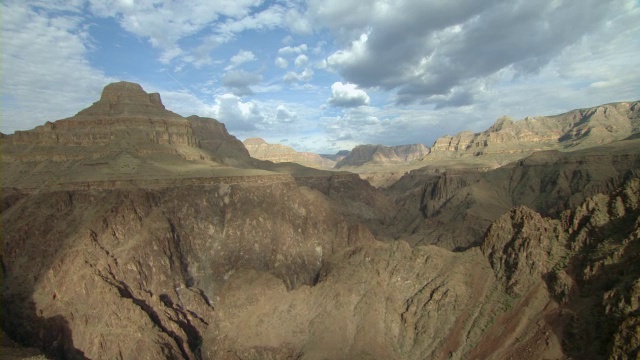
1,82,253,173
75,81,181,118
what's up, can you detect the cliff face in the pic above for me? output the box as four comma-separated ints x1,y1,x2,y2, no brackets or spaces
75,81,181,118
387,138,640,250
1,179,378,359
2,82,639,359
429,101,640,162
481,178,640,359
242,137,336,169
335,143,430,168
1,83,256,189
0,81,388,359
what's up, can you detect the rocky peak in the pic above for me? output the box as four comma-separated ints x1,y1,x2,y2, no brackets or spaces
243,137,268,146
487,116,514,132
75,81,180,118
428,101,640,163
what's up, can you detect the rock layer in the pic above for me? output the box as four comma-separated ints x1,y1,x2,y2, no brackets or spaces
429,101,640,162
335,143,430,168
386,138,640,250
242,137,336,169
2,82,639,360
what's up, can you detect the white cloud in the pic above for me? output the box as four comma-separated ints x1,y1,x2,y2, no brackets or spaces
19,0,85,12
274,105,298,123
283,68,314,83
283,7,312,34
317,0,635,105
278,44,308,55
225,50,256,70
211,93,265,131
326,32,368,69
329,82,370,107
87,0,263,64
221,69,263,96
0,2,113,134
275,57,289,68
294,54,309,67
215,4,286,36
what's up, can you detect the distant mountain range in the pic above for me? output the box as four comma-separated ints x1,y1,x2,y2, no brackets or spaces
242,137,337,169
245,100,640,170
2,81,639,359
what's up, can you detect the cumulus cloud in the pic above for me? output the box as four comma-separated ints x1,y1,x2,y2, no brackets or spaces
274,105,298,123
278,44,307,55
329,82,370,107
283,68,314,83
275,57,288,68
225,50,256,70
318,0,630,105
294,54,309,67
221,69,263,96
211,93,264,131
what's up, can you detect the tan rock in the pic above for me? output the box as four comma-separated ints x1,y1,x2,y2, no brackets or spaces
242,137,336,169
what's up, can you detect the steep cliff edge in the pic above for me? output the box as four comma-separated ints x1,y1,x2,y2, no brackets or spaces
387,138,640,250
480,178,640,359
0,82,383,359
1,82,258,189
3,82,638,359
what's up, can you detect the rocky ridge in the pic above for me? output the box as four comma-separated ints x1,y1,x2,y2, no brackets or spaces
481,177,640,358
2,81,639,359
335,143,430,168
326,101,639,191
429,101,640,162
386,137,640,250
319,149,350,163
242,137,336,169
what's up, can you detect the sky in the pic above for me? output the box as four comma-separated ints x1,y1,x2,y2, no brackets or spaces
1,0,639,154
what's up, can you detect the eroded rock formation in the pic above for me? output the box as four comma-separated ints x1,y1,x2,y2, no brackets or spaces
242,137,336,169
429,101,640,162
335,143,430,168
2,82,639,360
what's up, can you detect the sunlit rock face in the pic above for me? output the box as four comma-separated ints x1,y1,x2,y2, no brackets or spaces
2,84,640,359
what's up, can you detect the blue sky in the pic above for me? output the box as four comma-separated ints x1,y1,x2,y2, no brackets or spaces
2,0,639,154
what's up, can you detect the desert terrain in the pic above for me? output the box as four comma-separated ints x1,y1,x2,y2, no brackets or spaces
1,82,639,359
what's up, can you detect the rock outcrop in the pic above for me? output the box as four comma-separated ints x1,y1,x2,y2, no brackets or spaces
386,137,640,250
481,178,640,359
429,101,640,163
0,82,387,359
335,143,430,168
0,83,265,189
76,81,181,118
242,137,336,169
319,150,350,163
2,82,639,360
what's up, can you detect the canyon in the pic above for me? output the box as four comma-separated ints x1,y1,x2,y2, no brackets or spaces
1,82,639,359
